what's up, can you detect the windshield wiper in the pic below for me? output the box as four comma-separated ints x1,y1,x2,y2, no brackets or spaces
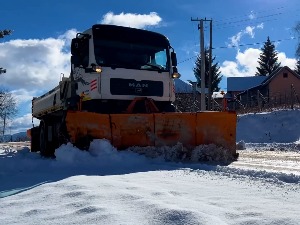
142,63,164,71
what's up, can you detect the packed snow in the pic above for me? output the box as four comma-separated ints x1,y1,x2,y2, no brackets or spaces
1,109,300,225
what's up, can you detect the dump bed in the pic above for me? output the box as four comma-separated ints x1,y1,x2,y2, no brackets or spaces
32,85,63,119
32,78,71,119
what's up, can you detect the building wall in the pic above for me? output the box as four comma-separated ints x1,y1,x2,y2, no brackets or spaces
268,68,300,100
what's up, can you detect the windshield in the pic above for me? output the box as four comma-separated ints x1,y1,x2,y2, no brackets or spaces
92,25,171,71
93,39,169,71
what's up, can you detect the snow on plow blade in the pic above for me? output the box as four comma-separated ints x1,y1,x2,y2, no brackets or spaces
65,111,237,155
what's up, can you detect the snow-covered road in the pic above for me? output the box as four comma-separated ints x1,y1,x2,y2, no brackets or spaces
1,142,300,225
231,149,300,175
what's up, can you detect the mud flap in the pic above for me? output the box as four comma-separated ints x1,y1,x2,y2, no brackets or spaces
27,126,40,152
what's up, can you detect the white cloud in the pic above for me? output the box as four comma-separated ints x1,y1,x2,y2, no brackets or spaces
245,26,255,38
100,12,162,29
58,29,77,41
229,31,243,47
249,11,255,20
277,52,297,69
257,23,264,29
228,24,264,48
220,61,243,77
0,30,76,134
220,48,296,77
221,48,261,77
11,89,36,104
0,31,73,92
7,113,40,134
58,29,78,48
236,48,261,68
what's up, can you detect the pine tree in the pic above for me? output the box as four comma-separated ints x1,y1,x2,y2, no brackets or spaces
193,48,222,92
295,59,300,74
295,22,300,57
256,36,281,76
0,29,12,74
0,29,12,38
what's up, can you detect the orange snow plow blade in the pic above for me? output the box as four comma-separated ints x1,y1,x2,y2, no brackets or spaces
65,111,237,154
65,111,111,145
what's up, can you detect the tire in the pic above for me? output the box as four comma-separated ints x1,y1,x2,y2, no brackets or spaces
39,121,55,157
30,127,40,152
39,121,47,156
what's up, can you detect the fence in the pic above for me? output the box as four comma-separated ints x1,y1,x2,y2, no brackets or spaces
174,86,300,114
174,93,223,112
229,86,300,114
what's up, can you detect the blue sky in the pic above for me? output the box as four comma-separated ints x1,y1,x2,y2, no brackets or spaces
0,0,300,133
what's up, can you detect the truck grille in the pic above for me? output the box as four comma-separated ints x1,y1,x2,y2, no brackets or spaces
110,78,163,96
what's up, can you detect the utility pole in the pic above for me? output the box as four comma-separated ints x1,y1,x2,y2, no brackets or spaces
208,20,213,110
188,80,198,112
191,18,212,111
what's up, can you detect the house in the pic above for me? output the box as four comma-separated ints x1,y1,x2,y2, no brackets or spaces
227,76,266,99
235,66,300,109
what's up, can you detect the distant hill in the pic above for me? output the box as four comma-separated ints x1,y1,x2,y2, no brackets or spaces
0,132,29,143
174,79,193,93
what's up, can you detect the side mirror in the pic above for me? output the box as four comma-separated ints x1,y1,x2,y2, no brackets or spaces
171,52,177,67
71,55,80,67
71,38,80,56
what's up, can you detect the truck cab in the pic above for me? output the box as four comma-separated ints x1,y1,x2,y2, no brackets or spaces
69,24,180,113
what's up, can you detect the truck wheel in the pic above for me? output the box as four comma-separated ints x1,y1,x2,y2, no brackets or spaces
30,127,40,152
39,121,52,157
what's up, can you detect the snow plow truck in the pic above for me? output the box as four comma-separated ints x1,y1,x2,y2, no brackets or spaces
28,24,237,159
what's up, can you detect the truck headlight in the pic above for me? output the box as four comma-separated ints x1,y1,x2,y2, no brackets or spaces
92,65,102,73
172,67,181,78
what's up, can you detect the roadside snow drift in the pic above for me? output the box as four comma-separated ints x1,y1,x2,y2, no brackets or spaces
237,109,300,143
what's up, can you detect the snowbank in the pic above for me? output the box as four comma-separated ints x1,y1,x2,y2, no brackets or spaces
237,109,300,143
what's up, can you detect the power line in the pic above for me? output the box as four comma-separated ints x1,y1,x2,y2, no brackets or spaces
211,7,300,31
214,37,296,50
212,18,279,31
213,6,285,23
215,12,282,27
178,55,198,64
178,37,297,64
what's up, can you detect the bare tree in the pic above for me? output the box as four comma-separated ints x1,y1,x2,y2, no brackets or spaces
0,29,15,141
0,90,17,141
